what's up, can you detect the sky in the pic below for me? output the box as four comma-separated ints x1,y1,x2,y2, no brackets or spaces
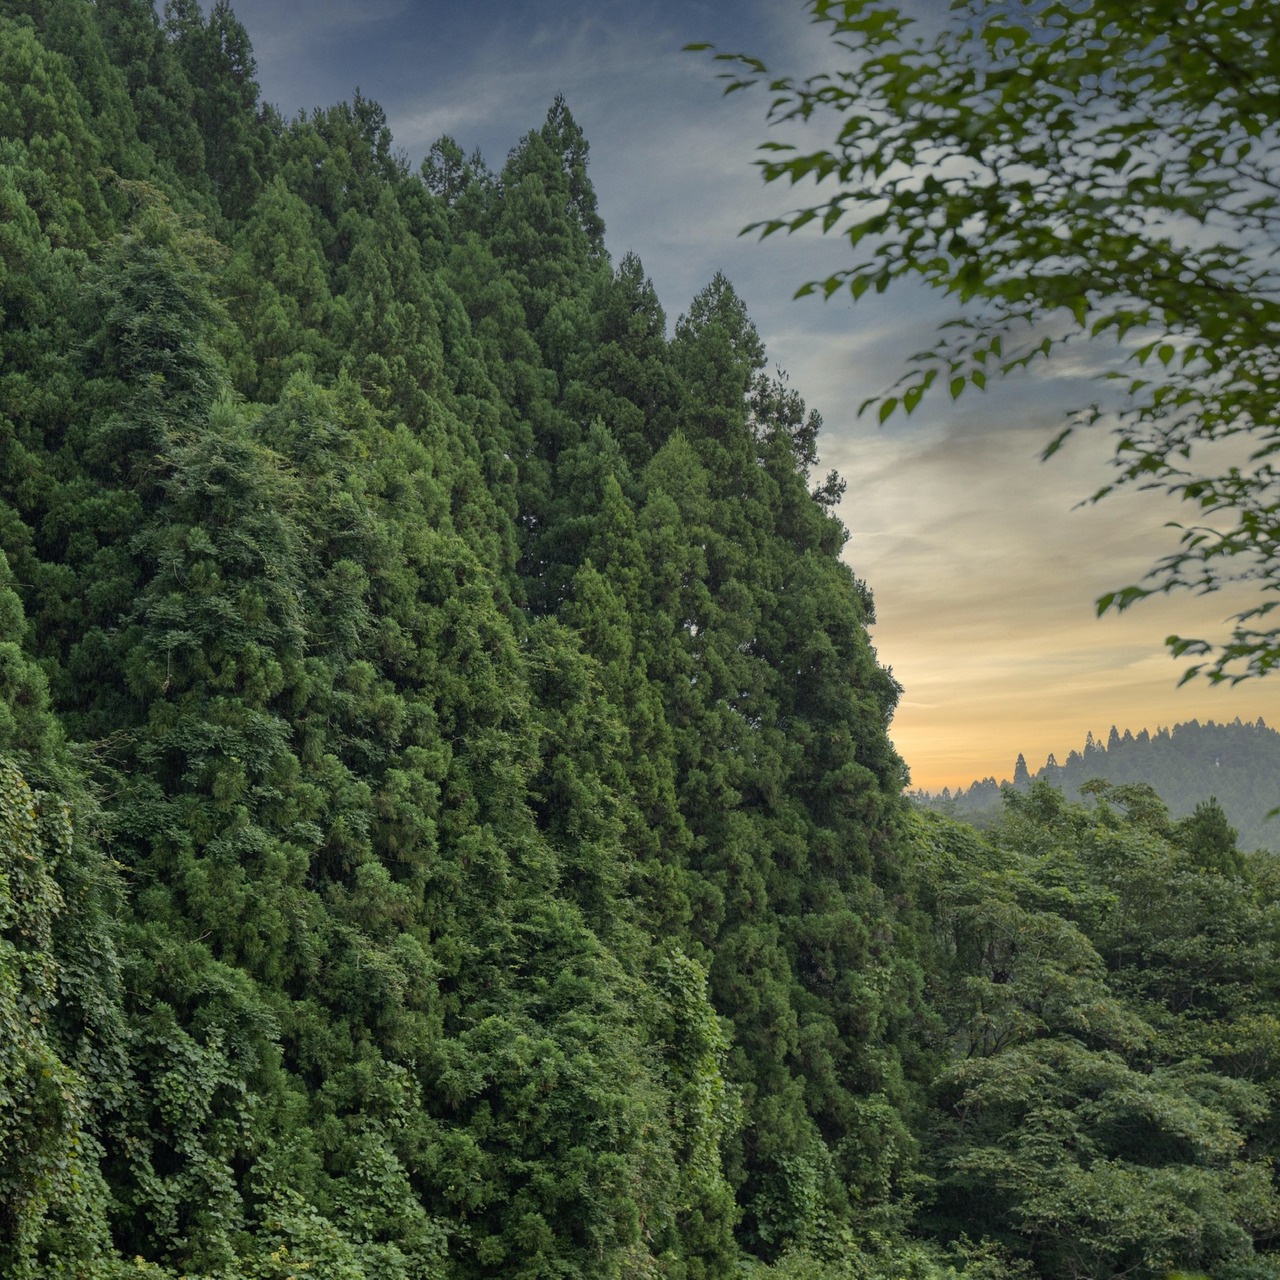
214,0,1279,791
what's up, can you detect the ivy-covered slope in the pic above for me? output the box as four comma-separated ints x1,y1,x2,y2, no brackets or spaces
0,2,916,1275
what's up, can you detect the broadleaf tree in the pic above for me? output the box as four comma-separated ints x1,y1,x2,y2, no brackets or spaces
693,0,1280,682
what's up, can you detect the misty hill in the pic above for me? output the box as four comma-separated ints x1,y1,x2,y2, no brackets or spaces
913,717,1280,850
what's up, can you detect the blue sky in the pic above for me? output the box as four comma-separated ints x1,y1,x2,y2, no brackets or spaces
220,0,1279,789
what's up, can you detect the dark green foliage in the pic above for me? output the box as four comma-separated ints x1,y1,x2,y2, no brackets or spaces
492,95,610,365
560,252,679,470
0,557,124,1279
162,0,272,221
913,787,1280,1279
0,12,112,246
223,176,337,400
93,0,209,189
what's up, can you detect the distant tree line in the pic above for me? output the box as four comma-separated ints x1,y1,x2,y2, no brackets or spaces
914,718,1280,852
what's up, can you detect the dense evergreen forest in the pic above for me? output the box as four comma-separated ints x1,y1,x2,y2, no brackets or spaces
2,3,1279,1277
915,719,1280,852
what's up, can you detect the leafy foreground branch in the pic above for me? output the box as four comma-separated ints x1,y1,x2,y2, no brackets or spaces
693,0,1280,683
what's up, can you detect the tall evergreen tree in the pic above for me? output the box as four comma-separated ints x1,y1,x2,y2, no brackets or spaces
162,0,271,221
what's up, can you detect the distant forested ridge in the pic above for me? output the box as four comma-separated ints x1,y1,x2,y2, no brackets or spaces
914,717,1280,851
1,3,1279,1278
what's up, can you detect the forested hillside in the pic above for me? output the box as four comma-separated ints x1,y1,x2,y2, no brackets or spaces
916,718,1280,851
1,4,1278,1278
